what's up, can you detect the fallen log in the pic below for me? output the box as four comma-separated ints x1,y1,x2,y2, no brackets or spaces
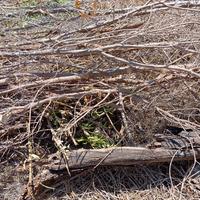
50,146,200,172
21,131,200,199
49,131,200,171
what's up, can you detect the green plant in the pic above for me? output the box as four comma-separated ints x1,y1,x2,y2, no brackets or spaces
81,122,95,132
91,107,114,119
77,134,111,149
49,110,62,128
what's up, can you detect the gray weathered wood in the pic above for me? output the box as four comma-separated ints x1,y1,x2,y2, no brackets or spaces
22,132,200,199
49,131,200,171
50,147,200,171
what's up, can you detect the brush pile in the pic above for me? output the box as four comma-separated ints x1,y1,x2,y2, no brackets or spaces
1,0,200,199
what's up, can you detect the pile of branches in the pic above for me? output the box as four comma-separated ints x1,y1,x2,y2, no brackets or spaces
1,0,200,199
1,0,200,170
